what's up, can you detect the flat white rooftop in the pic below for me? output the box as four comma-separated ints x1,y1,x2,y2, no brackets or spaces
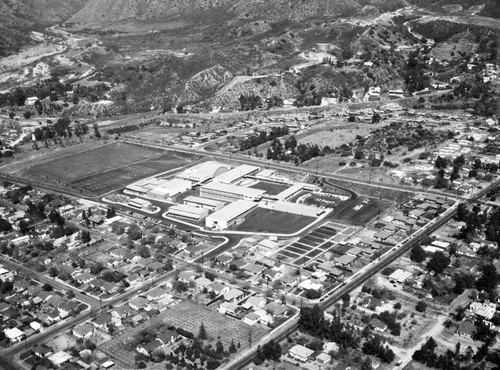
213,164,259,184
169,204,209,217
201,182,266,198
183,196,223,207
207,200,258,223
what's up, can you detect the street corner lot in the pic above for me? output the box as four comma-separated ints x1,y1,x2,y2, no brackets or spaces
333,196,393,226
235,208,316,234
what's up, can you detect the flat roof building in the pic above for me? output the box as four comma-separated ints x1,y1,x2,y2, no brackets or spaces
183,196,224,211
213,164,260,184
168,204,209,221
200,182,265,202
128,197,152,209
126,178,192,200
205,200,258,230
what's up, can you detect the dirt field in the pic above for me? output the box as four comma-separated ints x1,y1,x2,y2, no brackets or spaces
333,197,393,225
236,208,315,234
295,120,374,149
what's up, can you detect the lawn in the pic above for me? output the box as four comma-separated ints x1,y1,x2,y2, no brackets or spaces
235,208,316,234
249,181,291,196
333,197,393,226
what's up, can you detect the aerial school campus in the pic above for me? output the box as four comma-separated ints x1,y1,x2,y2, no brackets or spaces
3,120,499,370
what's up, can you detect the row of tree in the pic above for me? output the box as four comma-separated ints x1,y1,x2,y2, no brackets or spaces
239,126,289,151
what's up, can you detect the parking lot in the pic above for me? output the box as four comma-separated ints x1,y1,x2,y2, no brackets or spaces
274,222,355,267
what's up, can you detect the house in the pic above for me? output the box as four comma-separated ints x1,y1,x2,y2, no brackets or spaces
74,273,95,285
263,301,287,317
146,287,168,301
334,255,356,268
262,268,282,281
72,323,94,339
178,271,197,283
33,344,54,358
456,320,476,339
157,330,178,346
219,301,239,315
4,327,25,342
288,344,314,362
362,296,383,311
242,312,260,326
47,351,73,368
369,318,387,332
223,288,244,302
468,301,497,320
129,297,149,311
208,282,229,296
194,277,212,290
93,314,112,331
111,305,132,321
241,296,267,310
388,269,412,284
316,352,331,365
279,274,300,287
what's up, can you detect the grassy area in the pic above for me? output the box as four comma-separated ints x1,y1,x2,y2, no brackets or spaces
236,208,315,233
249,181,291,195
333,197,393,226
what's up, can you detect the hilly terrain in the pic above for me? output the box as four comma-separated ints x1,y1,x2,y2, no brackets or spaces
0,0,499,118
0,0,88,57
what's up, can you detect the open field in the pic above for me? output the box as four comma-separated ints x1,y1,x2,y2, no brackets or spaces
22,142,198,195
333,197,393,226
295,121,374,149
236,208,315,234
29,142,162,182
72,157,192,195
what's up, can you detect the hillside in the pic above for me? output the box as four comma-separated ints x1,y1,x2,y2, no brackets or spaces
70,0,406,26
0,0,88,56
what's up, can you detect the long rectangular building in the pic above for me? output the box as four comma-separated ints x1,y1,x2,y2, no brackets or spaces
200,182,265,202
213,165,260,184
205,200,258,230
168,204,209,221
183,196,224,211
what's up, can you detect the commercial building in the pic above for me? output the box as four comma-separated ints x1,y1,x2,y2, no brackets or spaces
213,164,260,184
276,183,320,201
125,178,192,200
176,161,231,184
128,197,152,209
205,200,258,230
200,182,265,202
167,204,209,221
183,196,224,211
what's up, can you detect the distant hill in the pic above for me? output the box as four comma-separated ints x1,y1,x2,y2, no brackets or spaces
69,0,402,25
0,0,88,56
